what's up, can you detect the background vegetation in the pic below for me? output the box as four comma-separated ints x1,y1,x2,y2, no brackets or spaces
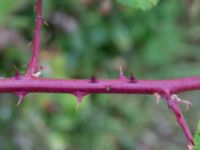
0,0,200,149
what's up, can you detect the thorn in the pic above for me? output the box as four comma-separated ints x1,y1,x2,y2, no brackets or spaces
44,20,49,26
119,65,127,80
187,144,193,150
76,92,85,103
154,93,161,103
129,72,137,83
76,103,80,110
34,6,36,12
13,65,21,79
73,92,87,109
23,62,29,68
171,94,192,111
119,65,123,76
16,92,27,106
17,99,23,106
27,41,32,47
90,75,97,83
32,71,42,77
185,101,192,111
31,65,48,78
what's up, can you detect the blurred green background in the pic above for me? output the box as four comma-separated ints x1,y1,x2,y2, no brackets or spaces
0,0,200,149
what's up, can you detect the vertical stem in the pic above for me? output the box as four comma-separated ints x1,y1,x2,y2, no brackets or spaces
164,94,194,146
26,0,43,77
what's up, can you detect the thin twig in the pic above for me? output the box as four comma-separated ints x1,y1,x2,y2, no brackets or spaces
26,0,43,77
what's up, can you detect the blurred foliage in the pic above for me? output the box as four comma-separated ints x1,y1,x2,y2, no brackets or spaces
0,0,200,150
117,0,160,10
0,0,25,24
194,120,200,150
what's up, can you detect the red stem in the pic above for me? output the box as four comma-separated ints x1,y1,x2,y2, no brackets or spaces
163,92,194,146
3,0,195,147
0,76,196,145
26,0,43,77
0,76,200,94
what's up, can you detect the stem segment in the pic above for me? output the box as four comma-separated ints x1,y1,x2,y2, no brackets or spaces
0,77,200,94
8,0,196,147
0,76,197,145
163,93,194,145
26,0,43,77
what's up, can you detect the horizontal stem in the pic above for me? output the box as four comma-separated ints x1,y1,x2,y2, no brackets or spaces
0,75,196,146
0,76,200,94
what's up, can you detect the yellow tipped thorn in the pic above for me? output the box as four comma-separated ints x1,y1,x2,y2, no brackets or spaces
184,101,192,111
154,93,161,103
44,20,49,26
171,94,192,111
15,92,27,106
32,71,42,77
73,91,87,110
187,144,193,150
118,65,127,80
33,6,36,12
119,65,123,76
76,102,80,110
17,95,24,106
27,41,32,47
17,100,22,106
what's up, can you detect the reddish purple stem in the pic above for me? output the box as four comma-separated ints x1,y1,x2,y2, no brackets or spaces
0,77,200,95
2,0,195,147
0,76,196,145
163,93,194,145
26,0,43,77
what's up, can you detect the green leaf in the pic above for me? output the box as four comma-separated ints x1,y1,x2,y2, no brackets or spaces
117,0,159,10
194,121,200,150
0,0,26,24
